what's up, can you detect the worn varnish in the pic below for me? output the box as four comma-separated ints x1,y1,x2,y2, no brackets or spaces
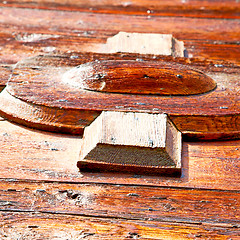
1,212,239,239
0,53,238,139
0,181,239,224
2,0,240,19
64,60,216,95
0,119,239,191
0,0,239,239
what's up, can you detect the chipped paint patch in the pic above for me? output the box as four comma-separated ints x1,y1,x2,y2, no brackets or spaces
15,34,60,42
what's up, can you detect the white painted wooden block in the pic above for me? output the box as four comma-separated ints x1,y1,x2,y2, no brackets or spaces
80,111,181,171
82,32,184,57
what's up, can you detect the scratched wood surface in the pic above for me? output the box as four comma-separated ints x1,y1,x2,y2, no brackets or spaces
1,212,240,240
0,119,239,190
1,53,239,139
1,0,240,19
0,1,239,239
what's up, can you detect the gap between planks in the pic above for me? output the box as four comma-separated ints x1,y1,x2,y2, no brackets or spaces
0,179,240,193
0,209,239,229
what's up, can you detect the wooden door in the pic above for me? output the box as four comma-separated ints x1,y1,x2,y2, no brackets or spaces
0,1,239,239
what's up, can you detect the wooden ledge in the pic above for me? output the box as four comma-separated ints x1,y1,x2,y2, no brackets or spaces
78,111,182,176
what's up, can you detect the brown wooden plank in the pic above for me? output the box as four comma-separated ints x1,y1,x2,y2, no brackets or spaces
0,7,239,43
0,2,238,239
0,181,239,225
1,30,240,68
1,0,240,19
1,27,240,66
0,53,239,140
1,212,239,239
0,119,239,190
185,41,240,65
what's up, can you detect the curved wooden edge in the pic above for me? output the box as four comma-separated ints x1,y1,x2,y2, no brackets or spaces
169,115,240,141
62,60,217,96
0,89,101,135
0,89,239,140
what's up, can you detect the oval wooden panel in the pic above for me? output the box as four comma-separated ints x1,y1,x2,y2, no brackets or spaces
0,53,239,139
62,60,216,95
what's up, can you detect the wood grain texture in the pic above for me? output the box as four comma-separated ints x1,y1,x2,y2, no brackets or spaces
64,60,216,95
1,212,239,240
1,0,240,19
1,30,240,66
89,32,185,57
0,64,11,90
0,4,240,68
1,52,239,139
184,40,240,65
0,119,239,190
0,181,239,225
79,111,181,176
170,115,240,141
1,53,238,139
0,1,239,238
7,54,238,116
0,7,239,43
0,89,101,135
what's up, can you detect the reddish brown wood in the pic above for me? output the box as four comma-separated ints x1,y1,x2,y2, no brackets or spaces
0,89,101,135
1,31,240,66
0,53,238,139
6,54,238,116
184,40,240,65
0,119,239,190
0,2,239,238
1,212,239,239
170,115,240,141
0,64,11,90
0,181,239,225
0,7,239,42
2,0,240,19
66,60,216,95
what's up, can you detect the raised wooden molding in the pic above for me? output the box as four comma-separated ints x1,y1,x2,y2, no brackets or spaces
0,88,101,135
63,60,216,95
78,111,182,176
0,54,238,140
83,32,185,57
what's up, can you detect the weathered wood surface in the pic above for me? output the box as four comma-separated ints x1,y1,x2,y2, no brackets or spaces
62,60,216,95
0,119,239,191
0,64,11,91
79,112,181,176
1,0,240,19
1,212,239,240
0,1,239,238
0,180,239,224
93,32,185,57
0,6,240,67
1,53,238,139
